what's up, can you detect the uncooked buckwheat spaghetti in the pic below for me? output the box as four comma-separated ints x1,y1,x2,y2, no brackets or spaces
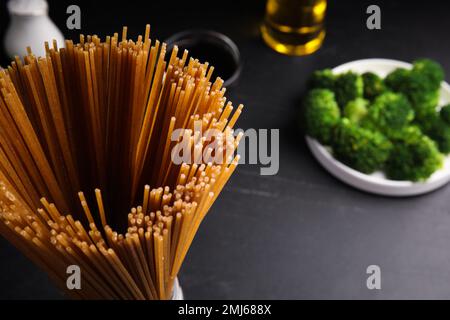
0,25,243,299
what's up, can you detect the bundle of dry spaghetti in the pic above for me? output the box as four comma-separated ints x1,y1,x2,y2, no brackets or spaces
0,25,243,299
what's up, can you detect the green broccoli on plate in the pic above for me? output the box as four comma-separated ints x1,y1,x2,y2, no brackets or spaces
334,71,364,107
304,58,448,182
343,98,369,124
362,92,414,136
332,118,392,174
308,69,335,91
304,88,340,145
362,72,385,100
385,126,443,181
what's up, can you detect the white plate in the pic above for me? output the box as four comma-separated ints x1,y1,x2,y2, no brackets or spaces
306,58,450,196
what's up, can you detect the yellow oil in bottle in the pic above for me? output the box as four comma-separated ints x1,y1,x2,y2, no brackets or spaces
261,0,327,56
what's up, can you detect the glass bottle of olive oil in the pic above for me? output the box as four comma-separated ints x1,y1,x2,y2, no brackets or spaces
261,0,327,56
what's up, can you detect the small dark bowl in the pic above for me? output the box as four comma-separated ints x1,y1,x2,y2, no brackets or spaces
165,30,241,88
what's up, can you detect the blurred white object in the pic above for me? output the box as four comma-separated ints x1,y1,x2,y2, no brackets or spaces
172,277,184,300
306,58,450,197
4,0,65,58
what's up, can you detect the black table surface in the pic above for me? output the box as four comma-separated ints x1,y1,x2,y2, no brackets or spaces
1,0,450,299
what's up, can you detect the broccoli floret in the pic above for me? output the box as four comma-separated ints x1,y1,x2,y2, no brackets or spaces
332,118,392,174
384,68,410,92
362,92,414,136
440,104,450,124
308,69,335,90
386,60,444,93
304,89,340,145
412,58,444,90
343,98,368,124
385,126,443,181
411,89,440,119
362,72,385,100
400,78,439,120
385,62,442,118
430,120,450,154
417,112,450,154
334,72,364,107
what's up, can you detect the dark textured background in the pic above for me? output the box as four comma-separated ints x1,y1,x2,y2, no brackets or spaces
1,0,450,299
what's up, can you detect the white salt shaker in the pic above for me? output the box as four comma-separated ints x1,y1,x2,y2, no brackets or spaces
4,0,65,58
